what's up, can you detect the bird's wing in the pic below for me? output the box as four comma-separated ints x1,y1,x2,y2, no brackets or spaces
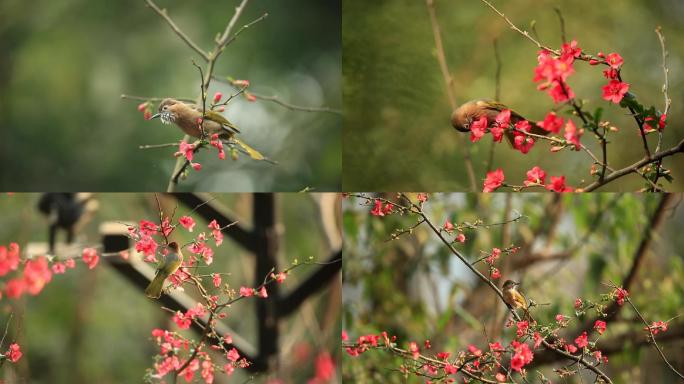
204,110,241,133
477,100,527,122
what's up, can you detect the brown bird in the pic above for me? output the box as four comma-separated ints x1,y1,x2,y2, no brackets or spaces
151,98,266,161
151,98,240,139
450,99,549,145
502,279,532,320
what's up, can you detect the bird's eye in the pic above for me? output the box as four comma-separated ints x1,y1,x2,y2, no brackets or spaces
162,106,168,111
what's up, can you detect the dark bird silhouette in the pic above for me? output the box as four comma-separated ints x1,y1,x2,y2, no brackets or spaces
37,193,99,254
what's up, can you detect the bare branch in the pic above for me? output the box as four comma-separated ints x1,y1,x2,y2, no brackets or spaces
143,0,209,61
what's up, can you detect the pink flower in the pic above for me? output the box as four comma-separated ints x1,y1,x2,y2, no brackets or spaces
574,298,583,309
564,119,583,150
533,332,543,348
179,216,196,232
513,120,535,154
5,279,24,298
175,140,196,162
575,331,588,348
23,256,53,295
81,248,99,269
605,53,624,69
212,273,221,288
7,343,22,363
408,342,420,359
594,320,607,335
603,68,618,80
602,80,629,104
51,262,66,274
213,92,223,103
416,193,428,203
548,80,574,103
646,320,668,335
239,287,254,297
443,220,454,232
233,79,250,87
314,352,335,381
227,348,240,362
560,40,581,61
271,272,287,283
537,112,564,133
444,363,458,375
491,268,501,279
455,233,466,243
469,116,488,143
0,243,21,276
524,166,547,186
483,168,504,192
496,373,506,382
257,286,268,298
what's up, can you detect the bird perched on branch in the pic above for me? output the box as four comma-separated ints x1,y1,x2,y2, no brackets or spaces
450,99,549,146
145,241,184,299
151,98,266,161
502,279,532,320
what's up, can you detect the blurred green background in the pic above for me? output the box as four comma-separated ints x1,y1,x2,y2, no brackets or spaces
0,0,341,192
342,0,684,191
0,193,341,383
343,193,684,383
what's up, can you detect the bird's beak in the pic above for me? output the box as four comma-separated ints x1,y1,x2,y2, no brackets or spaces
150,113,161,120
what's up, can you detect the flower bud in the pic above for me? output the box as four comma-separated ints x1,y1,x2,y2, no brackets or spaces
213,92,222,103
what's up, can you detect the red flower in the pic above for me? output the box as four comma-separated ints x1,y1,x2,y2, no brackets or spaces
575,331,589,348
491,110,511,143
52,262,66,274
548,80,574,103
605,52,624,69
82,248,100,269
469,116,488,143
516,321,529,338
614,287,629,306
646,320,668,335
444,363,458,375
524,166,547,186
545,176,573,192
560,40,581,62
603,68,618,79
271,272,287,283
239,287,254,297
227,348,240,362
314,352,335,381
455,233,466,243
602,80,629,104
175,140,196,162
533,332,543,348
213,92,223,103
513,120,535,154
594,320,607,335
483,169,504,192
257,286,268,298
179,216,196,232
370,199,384,216
468,344,482,357
564,119,583,150
7,343,22,363
443,219,454,232
491,268,501,279
416,193,428,203
496,373,506,382
574,298,583,309
537,112,564,133
643,114,667,133
510,341,533,372
383,203,394,215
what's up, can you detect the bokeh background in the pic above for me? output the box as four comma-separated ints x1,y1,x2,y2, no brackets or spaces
343,193,684,383
0,193,341,383
0,0,341,192
343,0,684,191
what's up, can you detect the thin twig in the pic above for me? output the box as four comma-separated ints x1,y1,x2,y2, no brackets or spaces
553,7,566,44
583,139,684,191
139,143,179,150
425,0,478,191
143,0,209,61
